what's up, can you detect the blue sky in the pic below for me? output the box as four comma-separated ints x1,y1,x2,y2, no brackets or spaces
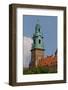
23,15,57,56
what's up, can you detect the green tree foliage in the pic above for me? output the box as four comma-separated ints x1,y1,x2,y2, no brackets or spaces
23,67,49,74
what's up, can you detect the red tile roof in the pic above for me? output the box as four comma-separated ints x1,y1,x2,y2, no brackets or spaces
38,55,57,67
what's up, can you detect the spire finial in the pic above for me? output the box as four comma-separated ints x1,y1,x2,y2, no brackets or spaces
37,19,39,24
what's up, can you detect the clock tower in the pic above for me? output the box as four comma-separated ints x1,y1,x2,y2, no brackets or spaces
31,22,44,67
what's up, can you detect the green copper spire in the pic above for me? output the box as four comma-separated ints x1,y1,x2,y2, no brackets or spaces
32,21,44,49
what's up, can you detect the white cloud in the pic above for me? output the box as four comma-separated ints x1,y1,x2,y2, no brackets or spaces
23,36,33,68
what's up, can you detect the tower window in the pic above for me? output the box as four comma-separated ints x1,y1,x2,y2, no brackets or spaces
38,28,40,32
34,40,35,44
39,39,41,44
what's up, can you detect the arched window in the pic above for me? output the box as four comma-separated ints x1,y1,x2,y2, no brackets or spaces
38,28,40,32
34,39,35,44
39,39,41,44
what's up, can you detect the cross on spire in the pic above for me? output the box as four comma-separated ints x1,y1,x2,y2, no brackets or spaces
37,19,40,24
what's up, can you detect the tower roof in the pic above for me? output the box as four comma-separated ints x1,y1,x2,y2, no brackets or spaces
32,21,44,50
33,22,43,38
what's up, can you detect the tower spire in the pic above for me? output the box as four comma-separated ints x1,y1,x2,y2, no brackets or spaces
37,19,39,24
32,20,44,49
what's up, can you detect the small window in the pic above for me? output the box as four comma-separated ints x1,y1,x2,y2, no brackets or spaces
34,40,35,44
39,39,41,44
38,28,40,32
